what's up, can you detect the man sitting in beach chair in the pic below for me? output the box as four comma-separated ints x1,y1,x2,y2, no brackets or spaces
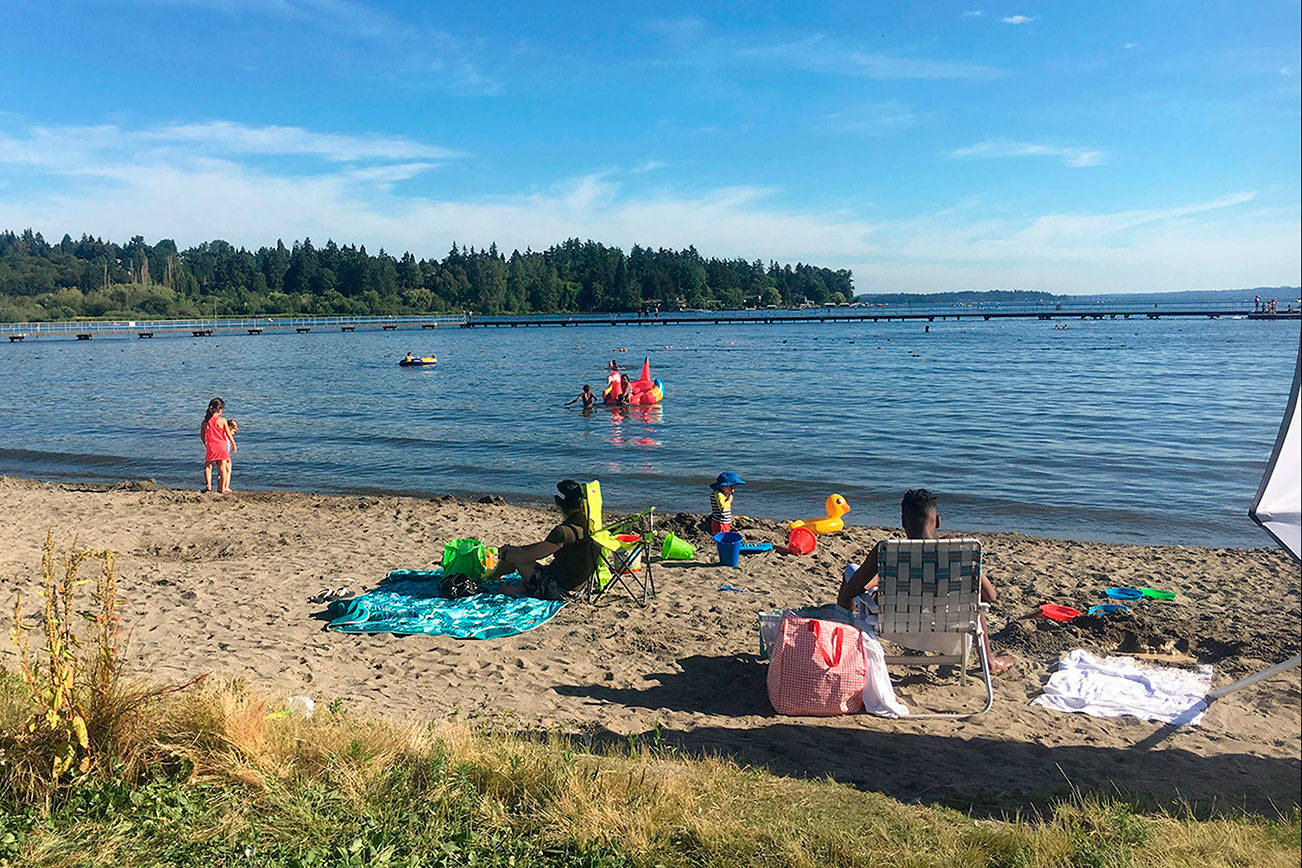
837,489,1015,675
482,479,595,601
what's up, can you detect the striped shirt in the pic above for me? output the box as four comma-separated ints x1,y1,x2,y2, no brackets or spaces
709,489,733,525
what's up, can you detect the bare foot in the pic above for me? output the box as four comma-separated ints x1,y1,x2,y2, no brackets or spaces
989,655,1016,676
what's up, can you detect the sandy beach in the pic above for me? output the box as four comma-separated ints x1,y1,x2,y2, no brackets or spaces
0,476,1297,816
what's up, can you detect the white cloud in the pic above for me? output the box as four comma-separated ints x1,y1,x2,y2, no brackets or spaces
962,10,983,17
147,0,499,93
736,36,1003,80
0,118,1295,293
823,101,920,137
630,160,668,173
1001,15,1035,25
0,121,461,170
153,122,462,161
643,22,1002,80
1124,42,1138,50
845,194,1296,292
950,140,1107,167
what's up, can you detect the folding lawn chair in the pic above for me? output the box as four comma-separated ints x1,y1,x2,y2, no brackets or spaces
855,538,994,718
581,480,656,606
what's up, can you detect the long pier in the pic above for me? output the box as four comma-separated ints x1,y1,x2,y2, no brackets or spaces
1,314,465,342
3,308,1297,343
462,309,1299,328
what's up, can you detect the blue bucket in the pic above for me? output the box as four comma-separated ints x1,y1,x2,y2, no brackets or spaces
714,531,743,567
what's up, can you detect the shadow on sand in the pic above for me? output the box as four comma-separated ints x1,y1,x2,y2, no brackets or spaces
554,654,1300,819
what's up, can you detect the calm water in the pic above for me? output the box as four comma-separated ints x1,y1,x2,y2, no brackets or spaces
0,317,1296,547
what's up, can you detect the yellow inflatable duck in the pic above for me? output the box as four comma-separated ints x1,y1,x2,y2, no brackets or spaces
788,494,850,534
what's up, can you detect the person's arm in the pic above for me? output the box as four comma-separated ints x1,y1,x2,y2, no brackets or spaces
499,539,562,563
837,543,880,610
564,395,579,405
979,570,996,604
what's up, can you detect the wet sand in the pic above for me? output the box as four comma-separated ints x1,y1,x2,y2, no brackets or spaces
0,476,1297,816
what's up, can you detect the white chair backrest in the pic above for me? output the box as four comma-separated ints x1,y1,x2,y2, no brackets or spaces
876,538,982,635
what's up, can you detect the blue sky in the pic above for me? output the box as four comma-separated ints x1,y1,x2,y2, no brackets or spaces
0,1,1297,292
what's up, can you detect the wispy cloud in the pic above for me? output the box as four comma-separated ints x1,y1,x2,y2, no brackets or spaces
0,121,462,169
736,36,1002,80
1001,15,1035,25
644,16,707,46
950,140,1107,168
962,10,983,17
640,20,1002,81
148,0,500,93
822,101,921,137
153,122,463,161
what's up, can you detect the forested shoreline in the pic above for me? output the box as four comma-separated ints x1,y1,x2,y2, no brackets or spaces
0,229,853,322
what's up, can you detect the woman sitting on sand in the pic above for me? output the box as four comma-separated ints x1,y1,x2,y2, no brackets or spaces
481,480,592,601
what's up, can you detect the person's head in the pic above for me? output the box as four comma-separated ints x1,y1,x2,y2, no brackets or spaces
900,488,938,538
581,384,591,393
227,419,239,434
609,360,618,370
710,471,745,495
554,479,583,516
620,374,630,385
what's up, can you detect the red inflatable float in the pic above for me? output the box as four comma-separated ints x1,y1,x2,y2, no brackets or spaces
603,357,665,405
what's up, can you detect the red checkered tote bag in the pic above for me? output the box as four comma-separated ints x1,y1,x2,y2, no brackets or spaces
767,614,866,716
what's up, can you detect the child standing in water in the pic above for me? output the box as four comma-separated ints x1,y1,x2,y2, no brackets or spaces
708,471,745,534
201,398,236,493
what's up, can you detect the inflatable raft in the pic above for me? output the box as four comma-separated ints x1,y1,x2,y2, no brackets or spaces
603,357,664,405
399,356,437,366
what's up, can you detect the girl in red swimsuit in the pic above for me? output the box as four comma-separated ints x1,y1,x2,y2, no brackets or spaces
201,397,236,493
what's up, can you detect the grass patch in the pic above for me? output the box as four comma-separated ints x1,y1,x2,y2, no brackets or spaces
1,681,1296,867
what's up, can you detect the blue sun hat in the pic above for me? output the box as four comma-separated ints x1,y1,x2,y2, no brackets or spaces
711,471,746,490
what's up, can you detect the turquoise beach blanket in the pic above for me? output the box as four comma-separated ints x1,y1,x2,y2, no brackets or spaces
326,569,566,639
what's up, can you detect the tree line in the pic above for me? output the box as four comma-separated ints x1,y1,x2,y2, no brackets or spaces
0,229,854,322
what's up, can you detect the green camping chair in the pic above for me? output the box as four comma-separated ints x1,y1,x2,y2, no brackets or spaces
581,480,656,606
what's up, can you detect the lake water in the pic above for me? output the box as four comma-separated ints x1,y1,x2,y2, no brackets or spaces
0,316,1296,547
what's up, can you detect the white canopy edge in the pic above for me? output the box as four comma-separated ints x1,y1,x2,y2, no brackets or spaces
1250,342,1301,562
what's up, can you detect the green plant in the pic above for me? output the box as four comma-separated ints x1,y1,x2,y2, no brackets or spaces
2,532,199,806
6,532,105,789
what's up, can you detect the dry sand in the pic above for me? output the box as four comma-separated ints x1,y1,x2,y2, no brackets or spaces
0,476,1297,816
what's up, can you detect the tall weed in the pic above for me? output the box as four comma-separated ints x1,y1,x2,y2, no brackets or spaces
2,532,198,806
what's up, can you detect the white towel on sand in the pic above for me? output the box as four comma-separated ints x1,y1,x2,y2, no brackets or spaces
1032,649,1212,726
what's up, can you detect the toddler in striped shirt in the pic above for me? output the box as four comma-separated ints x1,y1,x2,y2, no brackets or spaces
708,471,745,534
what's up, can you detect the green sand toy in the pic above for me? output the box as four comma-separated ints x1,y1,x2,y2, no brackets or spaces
661,532,696,560
1140,587,1177,600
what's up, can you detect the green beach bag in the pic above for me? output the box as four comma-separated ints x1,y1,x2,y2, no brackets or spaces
441,538,489,579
